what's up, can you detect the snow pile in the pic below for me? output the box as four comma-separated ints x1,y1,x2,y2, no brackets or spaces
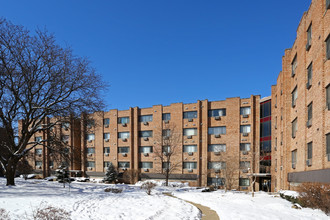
135,180,189,187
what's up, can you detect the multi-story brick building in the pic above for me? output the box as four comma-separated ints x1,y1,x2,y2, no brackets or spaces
271,0,330,191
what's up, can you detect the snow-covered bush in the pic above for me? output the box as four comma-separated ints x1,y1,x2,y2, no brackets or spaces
32,202,70,220
141,181,156,195
0,208,10,220
297,183,330,215
104,187,123,193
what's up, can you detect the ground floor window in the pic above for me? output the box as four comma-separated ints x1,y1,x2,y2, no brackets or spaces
239,178,250,186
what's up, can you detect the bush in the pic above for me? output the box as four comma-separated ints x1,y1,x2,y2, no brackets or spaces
32,202,70,220
140,181,156,195
202,185,217,192
297,183,330,215
104,187,123,193
0,208,10,220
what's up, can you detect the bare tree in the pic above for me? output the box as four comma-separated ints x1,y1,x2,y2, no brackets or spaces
0,18,106,185
248,149,266,197
223,158,237,192
153,124,182,186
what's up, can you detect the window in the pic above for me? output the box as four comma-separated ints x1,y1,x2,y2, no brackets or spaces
118,162,130,169
139,162,153,169
162,113,171,121
162,162,171,169
208,162,226,169
118,147,129,153
326,133,330,160
139,130,153,138
208,126,226,135
240,161,251,169
86,133,95,141
139,146,153,153
240,125,251,133
291,55,297,77
307,63,312,88
207,177,225,186
104,161,111,168
35,161,42,167
326,84,330,110
240,143,251,151
86,161,95,168
281,132,283,145
307,142,313,160
61,135,69,142
49,161,54,167
183,145,197,153
86,119,95,128
104,133,110,140
86,147,95,154
239,178,250,186
118,132,129,139
64,147,70,154
139,115,153,122
306,24,312,50
61,122,70,130
35,148,42,155
208,144,226,152
327,0,330,10
208,109,226,117
292,149,297,168
292,118,298,138
240,107,251,115
162,129,171,137
292,87,298,107
183,128,197,136
104,147,110,154
307,103,312,127
104,118,110,127
162,146,170,153
183,162,197,169
118,117,129,124
327,35,330,60
260,121,271,137
35,136,42,142
261,140,271,153
183,111,197,119
260,101,271,118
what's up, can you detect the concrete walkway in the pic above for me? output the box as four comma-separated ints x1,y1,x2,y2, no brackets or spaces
164,193,220,220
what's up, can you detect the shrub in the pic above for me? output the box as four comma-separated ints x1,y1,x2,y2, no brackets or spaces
297,183,330,215
104,187,123,193
140,181,156,195
32,202,70,220
202,185,217,192
0,208,10,220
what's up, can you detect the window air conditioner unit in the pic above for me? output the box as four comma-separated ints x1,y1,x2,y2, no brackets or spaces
242,151,248,155
87,125,92,129
275,104,277,108
65,140,69,144
292,163,296,169
187,135,192,139
163,168,169,172
243,133,248,137
143,122,149,125
122,168,127,171
215,134,220,138
88,167,93,170
37,154,42,157
242,114,249,118
275,168,277,172
88,140,92,143
188,152,193,156
143,153,149,156
64,127,69,131
143,137,149,141
122,153,127,157
188,169,193,172
144,168,149,172
280,166,283,170
122,123,127,127
306,120,312,127
37,166,42,169
122,138,127,142
241,186,248,190
306,159,312,166
163,152,169,156
188,118,193,122
306,42,311,51
88,153,93,157
214,169,220,173
280,141,283,145
49,166,53,169
215,116,220,120
306,82,312,89
242,169,248,173
104,153,109,156
163,136,169,140
105,124,109,128
105,139,109,142
214,151,220,155
164,120,169,124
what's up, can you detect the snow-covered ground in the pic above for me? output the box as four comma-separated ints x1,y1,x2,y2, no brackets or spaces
0,177,328,220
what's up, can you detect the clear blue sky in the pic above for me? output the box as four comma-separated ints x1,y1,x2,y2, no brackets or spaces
0,0,311,110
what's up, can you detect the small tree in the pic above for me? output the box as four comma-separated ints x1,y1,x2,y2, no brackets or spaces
123,169,140,184
55,164,70,188
153,124,182,186
16,156,34,180
223,158,237,192
104,162,117,183
141,181,156,195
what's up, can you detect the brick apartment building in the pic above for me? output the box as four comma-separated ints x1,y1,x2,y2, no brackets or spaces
25,0,329,191
271,0,330,191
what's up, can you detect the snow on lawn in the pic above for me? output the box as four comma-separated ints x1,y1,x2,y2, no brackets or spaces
0,178,200,220
173,189,329,220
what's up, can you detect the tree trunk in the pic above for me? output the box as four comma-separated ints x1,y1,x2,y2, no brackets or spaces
6,157,19,186
165,170,169,186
